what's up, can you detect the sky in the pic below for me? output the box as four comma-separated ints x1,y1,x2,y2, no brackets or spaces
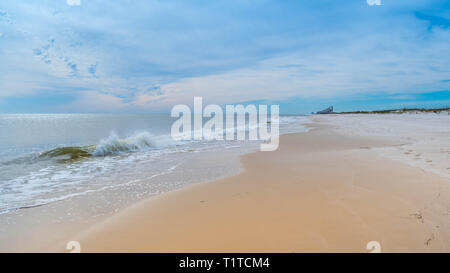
0,0,449,114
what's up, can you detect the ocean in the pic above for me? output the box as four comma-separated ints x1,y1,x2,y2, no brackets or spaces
0,114,310,216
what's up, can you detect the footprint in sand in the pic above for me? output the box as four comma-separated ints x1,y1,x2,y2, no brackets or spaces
425,234,435,246
410,211,424,223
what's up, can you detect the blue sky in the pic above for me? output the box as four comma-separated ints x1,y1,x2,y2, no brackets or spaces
0,0,449,114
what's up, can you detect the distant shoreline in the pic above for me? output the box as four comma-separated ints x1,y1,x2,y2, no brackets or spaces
337,107,450,115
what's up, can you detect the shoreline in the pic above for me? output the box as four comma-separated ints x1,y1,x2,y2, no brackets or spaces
0,145,254,252
0,119,309,252
74,121,450,252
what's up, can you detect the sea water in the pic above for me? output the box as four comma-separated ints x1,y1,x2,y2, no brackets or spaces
0,114,310,215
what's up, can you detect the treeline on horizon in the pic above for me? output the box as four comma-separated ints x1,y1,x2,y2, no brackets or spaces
338,107,450,114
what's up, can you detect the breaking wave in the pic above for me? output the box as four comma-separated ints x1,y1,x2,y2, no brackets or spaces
40,145,95,163
92,132,177,156
36,131,178,162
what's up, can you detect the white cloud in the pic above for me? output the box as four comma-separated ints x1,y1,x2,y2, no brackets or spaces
156,39,450,107
67,0,81,6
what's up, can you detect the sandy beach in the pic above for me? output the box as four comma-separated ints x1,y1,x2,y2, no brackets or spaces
2,0,450,258
74,117,450,253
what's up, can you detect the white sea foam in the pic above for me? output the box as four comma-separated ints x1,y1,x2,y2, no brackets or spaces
92,131,178,156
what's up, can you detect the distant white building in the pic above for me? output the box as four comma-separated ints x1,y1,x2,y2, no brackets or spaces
316,106,334,114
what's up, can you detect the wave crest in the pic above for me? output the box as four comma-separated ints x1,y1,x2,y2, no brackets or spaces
92,132,176,156
34,131,178,162
40,146,95,162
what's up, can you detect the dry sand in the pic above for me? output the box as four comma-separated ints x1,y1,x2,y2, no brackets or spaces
75,123,450,252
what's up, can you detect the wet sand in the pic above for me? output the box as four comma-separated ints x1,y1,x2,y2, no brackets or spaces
76,123,450,252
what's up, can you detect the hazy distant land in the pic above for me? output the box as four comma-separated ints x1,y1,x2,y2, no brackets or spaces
338,107,450,115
